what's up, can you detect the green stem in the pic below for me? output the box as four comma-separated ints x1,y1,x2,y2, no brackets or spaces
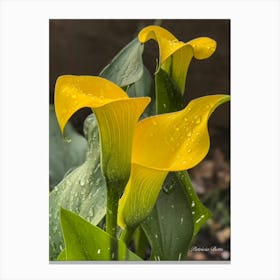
106,183,120,238
119,227,135,245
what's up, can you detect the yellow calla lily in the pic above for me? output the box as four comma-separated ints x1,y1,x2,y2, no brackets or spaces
55,75,151,237
118,94,230,230
55,75,150,185
138,25,216,95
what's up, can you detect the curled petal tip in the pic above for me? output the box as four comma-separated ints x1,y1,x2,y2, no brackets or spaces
187,37,217,60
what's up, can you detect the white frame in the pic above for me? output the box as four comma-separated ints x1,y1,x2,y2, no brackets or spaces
0,0,279,279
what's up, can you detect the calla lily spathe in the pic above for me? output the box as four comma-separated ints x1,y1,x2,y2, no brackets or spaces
138,25,216,95
118,94,230,230
55,75,150,186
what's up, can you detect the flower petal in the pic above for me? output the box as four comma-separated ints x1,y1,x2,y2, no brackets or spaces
55,75,151,185
55,75,128,134
118,95,229,230
138,25,216,95
118,164,168,229
138,25,185,65
187,37,217,60
94,98,150,183
132,95,230,171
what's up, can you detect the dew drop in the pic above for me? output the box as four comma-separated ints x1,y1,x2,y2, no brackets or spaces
170,204,175,208
152,120,157,126
187,148,192,153
155,234,158,239
187,131,192,138
163,103,167,109
192,211,195,215
64,136,72,143
180,217,184,224
155,255,161,261
79,178,85,186
163,183,175,194
195,116,201,124
97,249,101,254
178,252,183,261
191,201,195,207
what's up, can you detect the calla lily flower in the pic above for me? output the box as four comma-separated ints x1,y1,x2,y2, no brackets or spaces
55,75,150,188
118,94,230,230
138,25,216,95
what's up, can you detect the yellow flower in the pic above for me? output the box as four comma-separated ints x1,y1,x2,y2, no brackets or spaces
138,25,216,95
118,94,230,230
55,75,150,187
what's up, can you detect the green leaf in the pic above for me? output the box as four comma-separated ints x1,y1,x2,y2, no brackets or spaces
57,249,66,261
49,114,107,260
133,226,149,260
60,208,142,261
177,171,212,236
141,173,194,261
100,38,144,87
127,66,155,117
155,68,183,115
49,105,87,190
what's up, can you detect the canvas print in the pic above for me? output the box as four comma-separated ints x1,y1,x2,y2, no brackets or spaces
49,19,230,261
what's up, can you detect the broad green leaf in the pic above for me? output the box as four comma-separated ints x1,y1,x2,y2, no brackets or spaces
141,173,193,261
127,66,155,117
177,171,212,236
49,114,106,260
100,38,144,88
60,208,142,261
49,105,87,190
57,249,66,261
155,68,183,114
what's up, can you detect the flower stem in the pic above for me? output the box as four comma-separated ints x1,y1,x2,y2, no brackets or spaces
106,182,120,238
119,227,135,245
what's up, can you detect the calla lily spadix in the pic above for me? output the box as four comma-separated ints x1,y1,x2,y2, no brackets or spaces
138,25,216,95
118,94,230,231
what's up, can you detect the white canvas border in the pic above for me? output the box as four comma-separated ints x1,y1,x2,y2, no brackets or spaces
0,0,279,279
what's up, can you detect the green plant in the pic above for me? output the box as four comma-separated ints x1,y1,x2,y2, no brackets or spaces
49,25,230,261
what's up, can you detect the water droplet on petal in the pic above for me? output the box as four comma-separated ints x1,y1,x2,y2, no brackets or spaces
195,116,201,124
